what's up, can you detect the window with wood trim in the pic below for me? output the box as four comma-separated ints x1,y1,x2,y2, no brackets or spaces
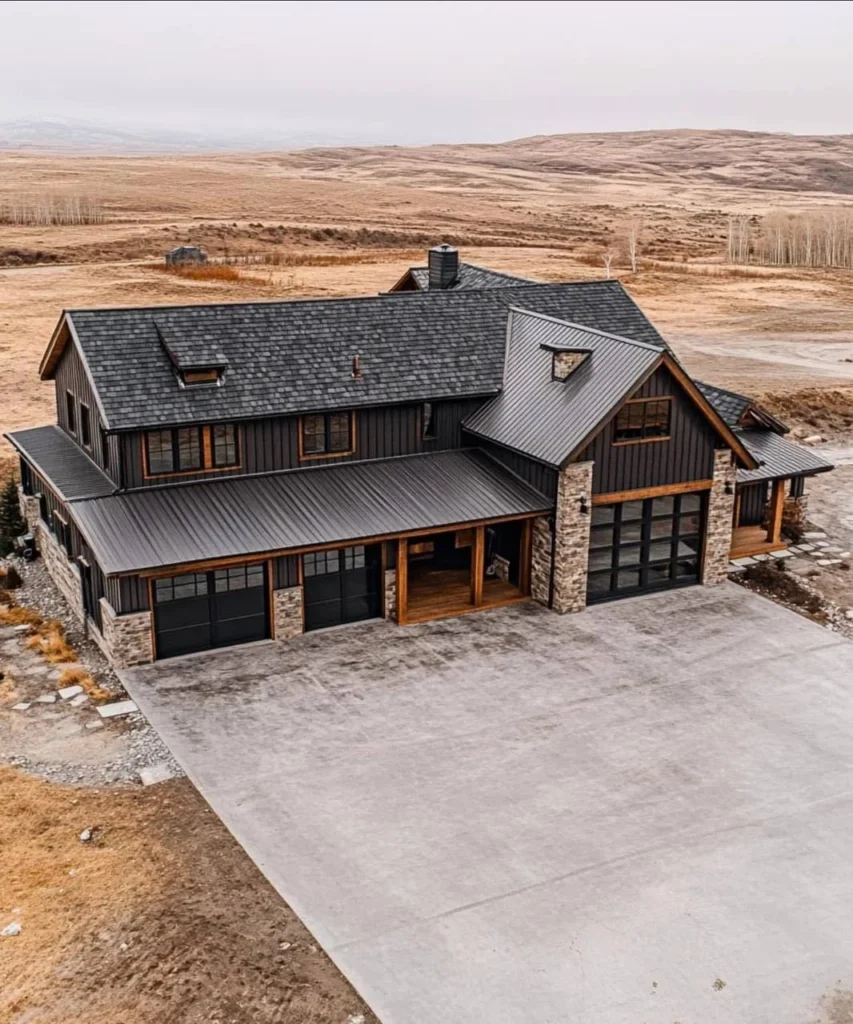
422,402,436,440
300,411,353,458
80,402,92,448
66,392,76,434
52,511,72,557
182,369,221,386
614,398,671,442
144,424,238,476
212,423,238,467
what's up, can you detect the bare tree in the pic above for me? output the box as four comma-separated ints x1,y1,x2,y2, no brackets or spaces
602,250,615,278
626,218,642,273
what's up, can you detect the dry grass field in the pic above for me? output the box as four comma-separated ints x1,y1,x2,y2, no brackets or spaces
3,128,853,1022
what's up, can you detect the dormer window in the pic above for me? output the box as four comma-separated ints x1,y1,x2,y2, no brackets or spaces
181,368,222,387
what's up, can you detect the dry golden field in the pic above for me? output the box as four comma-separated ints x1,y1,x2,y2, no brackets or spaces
3,129,853,451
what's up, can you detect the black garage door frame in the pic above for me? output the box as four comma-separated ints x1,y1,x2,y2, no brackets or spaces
302,543,382,632
153,562,270,659
586,490,708,604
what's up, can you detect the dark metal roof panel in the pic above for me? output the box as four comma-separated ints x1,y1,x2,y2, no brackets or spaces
5,425,115,500
463,310,662,467
67,449,551,576
408,263,535,291
65,280,667,430
736,429,834,483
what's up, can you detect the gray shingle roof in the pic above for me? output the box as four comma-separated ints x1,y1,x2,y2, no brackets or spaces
695,381,750,427
4,425,115,501
67,449,551,576
408,263,534,291
61,281,667,431
463,309,663,467
736,429,833,484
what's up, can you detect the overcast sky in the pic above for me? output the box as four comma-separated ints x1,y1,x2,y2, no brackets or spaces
2,0,853,144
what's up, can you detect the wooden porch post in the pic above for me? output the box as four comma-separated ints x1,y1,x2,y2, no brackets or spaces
471,525,485,606
768,479,785,545
519,518,533,596
397,537,408,625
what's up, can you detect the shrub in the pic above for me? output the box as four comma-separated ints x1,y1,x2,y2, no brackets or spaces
59,666,111,702
0,477,25,556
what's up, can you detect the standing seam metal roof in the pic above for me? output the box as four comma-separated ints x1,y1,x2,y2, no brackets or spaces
463,310,663,467
735,429,834,483
59,280,667,431
4,425,115,500
66,448,552,576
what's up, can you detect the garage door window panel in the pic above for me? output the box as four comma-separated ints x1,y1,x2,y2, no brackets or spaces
587,493,706,602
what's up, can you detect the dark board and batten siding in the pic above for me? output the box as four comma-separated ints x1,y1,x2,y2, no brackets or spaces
467,434,558,502
576,366,718,495
53,342,118,483
120,398,486,489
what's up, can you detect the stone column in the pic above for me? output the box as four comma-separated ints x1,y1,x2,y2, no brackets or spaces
384,569,397,622
273,586,303,640
782,493,809,535
703,449,737,585
17,486,40,533
98,598,153,668
530,515,553,606
552,461,594,614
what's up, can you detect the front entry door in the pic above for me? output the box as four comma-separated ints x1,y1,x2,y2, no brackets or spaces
302,544,382,631
153,563,269,659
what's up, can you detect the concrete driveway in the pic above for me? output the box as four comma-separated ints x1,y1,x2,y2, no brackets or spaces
122,584,853,1024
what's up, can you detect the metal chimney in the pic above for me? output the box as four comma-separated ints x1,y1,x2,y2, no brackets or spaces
428,244,459,290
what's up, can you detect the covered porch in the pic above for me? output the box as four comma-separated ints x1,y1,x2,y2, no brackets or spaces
731,429,835,560
398,519,533,625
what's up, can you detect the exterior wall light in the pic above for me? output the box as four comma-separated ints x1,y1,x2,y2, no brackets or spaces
579,496,589,515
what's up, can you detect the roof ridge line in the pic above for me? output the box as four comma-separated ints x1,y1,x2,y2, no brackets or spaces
508,306,665,352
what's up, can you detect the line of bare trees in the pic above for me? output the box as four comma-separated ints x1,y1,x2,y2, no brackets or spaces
727,208,853,268
0,195,105,226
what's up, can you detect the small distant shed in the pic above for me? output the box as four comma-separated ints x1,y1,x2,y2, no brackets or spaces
166,246,207,266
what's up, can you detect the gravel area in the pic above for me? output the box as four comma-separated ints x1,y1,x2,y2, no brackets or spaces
1,555,184,788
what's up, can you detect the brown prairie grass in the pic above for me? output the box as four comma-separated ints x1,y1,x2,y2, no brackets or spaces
151,262,273,286
58,665,111,702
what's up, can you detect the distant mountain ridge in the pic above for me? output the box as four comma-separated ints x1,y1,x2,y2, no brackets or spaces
0,119,373,154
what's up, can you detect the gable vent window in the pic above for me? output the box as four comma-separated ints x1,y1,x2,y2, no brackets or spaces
614,398,672,443
79,402,92,449
66,392,76,435
552,350,589,381
422,402,436,441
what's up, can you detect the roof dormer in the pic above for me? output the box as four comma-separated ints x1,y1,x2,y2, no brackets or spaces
155,320,228,389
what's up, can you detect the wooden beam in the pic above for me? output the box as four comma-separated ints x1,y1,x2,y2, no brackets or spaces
519,518,532,596
397,537,408,626
768,478,785,545
592,479,713,506
471,525,485,606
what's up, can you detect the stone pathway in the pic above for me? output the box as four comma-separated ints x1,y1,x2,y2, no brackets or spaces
729,530,851,575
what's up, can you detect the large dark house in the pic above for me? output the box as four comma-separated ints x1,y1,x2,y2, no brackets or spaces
7,245,832,668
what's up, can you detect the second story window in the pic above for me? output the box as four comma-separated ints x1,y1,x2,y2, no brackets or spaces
80,402,92,448
422,402,436,441
614,398,671,443
212,423,238,467
144,424,238,476
300,411,354,459
66,392,76,434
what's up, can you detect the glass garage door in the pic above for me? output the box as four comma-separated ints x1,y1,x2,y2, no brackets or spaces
586,492,706,603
